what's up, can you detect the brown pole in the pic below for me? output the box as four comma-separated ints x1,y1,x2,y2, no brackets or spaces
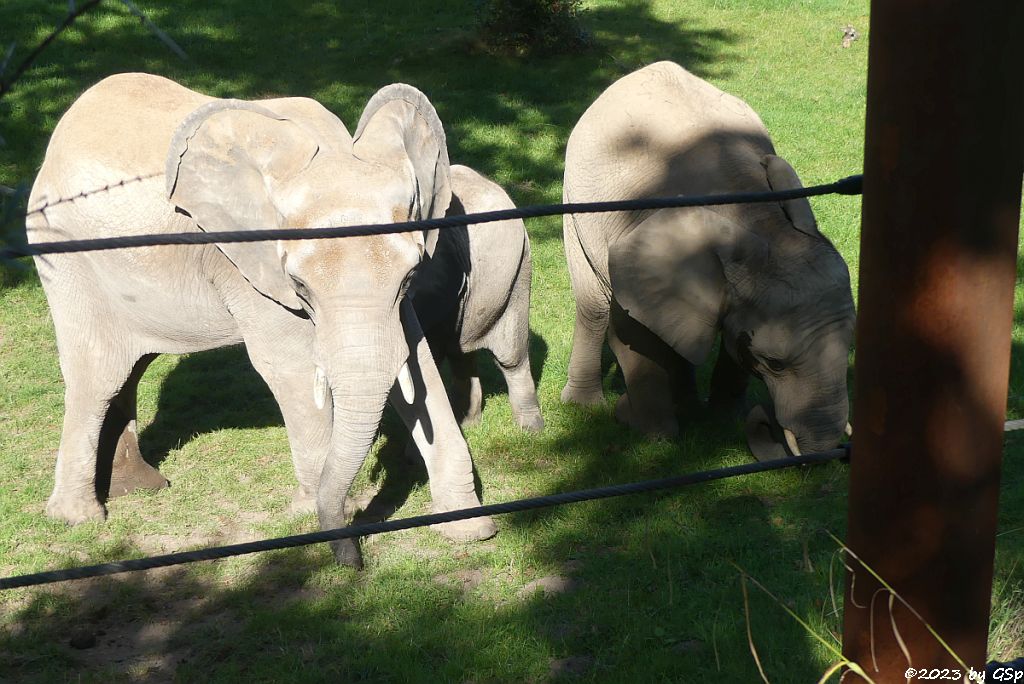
843,2,1024,680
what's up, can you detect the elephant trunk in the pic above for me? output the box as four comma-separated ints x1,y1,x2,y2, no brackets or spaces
773,378,850,455
747,373,849,461
316,315,406,567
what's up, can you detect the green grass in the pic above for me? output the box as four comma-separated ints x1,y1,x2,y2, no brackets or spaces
0,0,1021,681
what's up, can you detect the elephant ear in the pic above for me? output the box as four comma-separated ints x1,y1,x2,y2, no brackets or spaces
352,83,451,256
166,100,320,311
762,154,821,238
609,207,742,366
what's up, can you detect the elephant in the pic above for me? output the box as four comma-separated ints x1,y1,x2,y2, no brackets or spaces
560,61,855,458
26,72,496,567
412,164,543,433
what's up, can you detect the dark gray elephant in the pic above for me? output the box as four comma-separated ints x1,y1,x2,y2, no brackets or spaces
27,73,496,566
560,61,855,457
412,164,543,433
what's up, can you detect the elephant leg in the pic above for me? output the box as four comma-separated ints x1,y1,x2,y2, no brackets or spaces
241,318,332,515
47,346,145,524
448,350,483,428
672,359,701,416
562,302,610,405
105,353,169,499
497,356,543,432
606,313,679,438
708,347,749,416
391,302,496,543
561,221,609,405
484,267,544,432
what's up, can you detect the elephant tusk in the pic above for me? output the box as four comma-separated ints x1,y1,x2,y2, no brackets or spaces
313,366,328,410
397,362,416,404
783,428,802,456
845,422,853,438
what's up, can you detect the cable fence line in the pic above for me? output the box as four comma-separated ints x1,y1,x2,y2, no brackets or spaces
0,174,863,260
0,446,849,591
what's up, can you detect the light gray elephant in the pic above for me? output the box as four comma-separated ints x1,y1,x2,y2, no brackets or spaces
27,72,496,567
412,164,543,433
560,61,855,458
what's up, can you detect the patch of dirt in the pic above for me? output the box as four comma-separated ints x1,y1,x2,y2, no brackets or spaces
561,559,583,573
452,541,497,559
28,575,241,681
518,575,579,599
433,568,485,594
129,508,273,555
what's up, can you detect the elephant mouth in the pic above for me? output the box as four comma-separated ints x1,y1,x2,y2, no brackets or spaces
744,404,851,462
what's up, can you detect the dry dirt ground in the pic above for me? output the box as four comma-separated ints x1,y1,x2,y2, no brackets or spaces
1,483,595,682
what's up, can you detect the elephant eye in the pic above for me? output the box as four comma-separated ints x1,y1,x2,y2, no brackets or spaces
765,358,786,373
290,275,311,299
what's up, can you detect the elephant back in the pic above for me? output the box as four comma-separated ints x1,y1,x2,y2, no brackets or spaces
28,73,214,248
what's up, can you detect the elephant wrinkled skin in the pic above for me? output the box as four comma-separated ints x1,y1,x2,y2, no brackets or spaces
413,164,543,433
27,73,496,566
560,61,855,457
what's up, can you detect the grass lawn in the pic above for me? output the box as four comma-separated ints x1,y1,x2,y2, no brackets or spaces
1,0,1022,681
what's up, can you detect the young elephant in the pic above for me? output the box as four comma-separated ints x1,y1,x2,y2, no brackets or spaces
412,165,543,432
561,61,856,458
27,73,496,567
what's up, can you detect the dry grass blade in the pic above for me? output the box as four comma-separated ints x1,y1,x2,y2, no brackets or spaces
828,533,969,672
817,661,846,683
741,574,772,684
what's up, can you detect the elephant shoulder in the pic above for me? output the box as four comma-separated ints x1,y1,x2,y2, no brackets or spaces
33,74,212,224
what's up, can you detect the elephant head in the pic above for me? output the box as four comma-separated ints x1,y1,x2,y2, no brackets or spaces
609,154,855,458
164,84,451,561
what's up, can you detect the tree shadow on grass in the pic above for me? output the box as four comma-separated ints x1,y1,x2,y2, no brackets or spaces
0,0,739,236
138,346,281,468
0,472,815,682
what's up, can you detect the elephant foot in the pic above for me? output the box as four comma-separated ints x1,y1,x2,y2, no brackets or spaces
431,500,498,542
289,485,317,515
560,383,605,406
433,517,497,542
106,426,169,498
108,453,169,499
515,409,545,433
46,494,106,525
459,411,482,429
615,393,678,438
330,538,364,570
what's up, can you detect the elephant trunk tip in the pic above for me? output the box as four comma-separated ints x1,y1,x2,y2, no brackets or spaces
745,404,848,462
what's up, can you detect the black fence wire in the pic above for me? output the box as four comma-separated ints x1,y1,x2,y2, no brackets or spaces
0,447,849,590
0,174,872,591
3,421,1020,590
1,174,863,259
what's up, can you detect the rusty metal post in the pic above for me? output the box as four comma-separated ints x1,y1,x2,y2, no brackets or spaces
842,1,1023,680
